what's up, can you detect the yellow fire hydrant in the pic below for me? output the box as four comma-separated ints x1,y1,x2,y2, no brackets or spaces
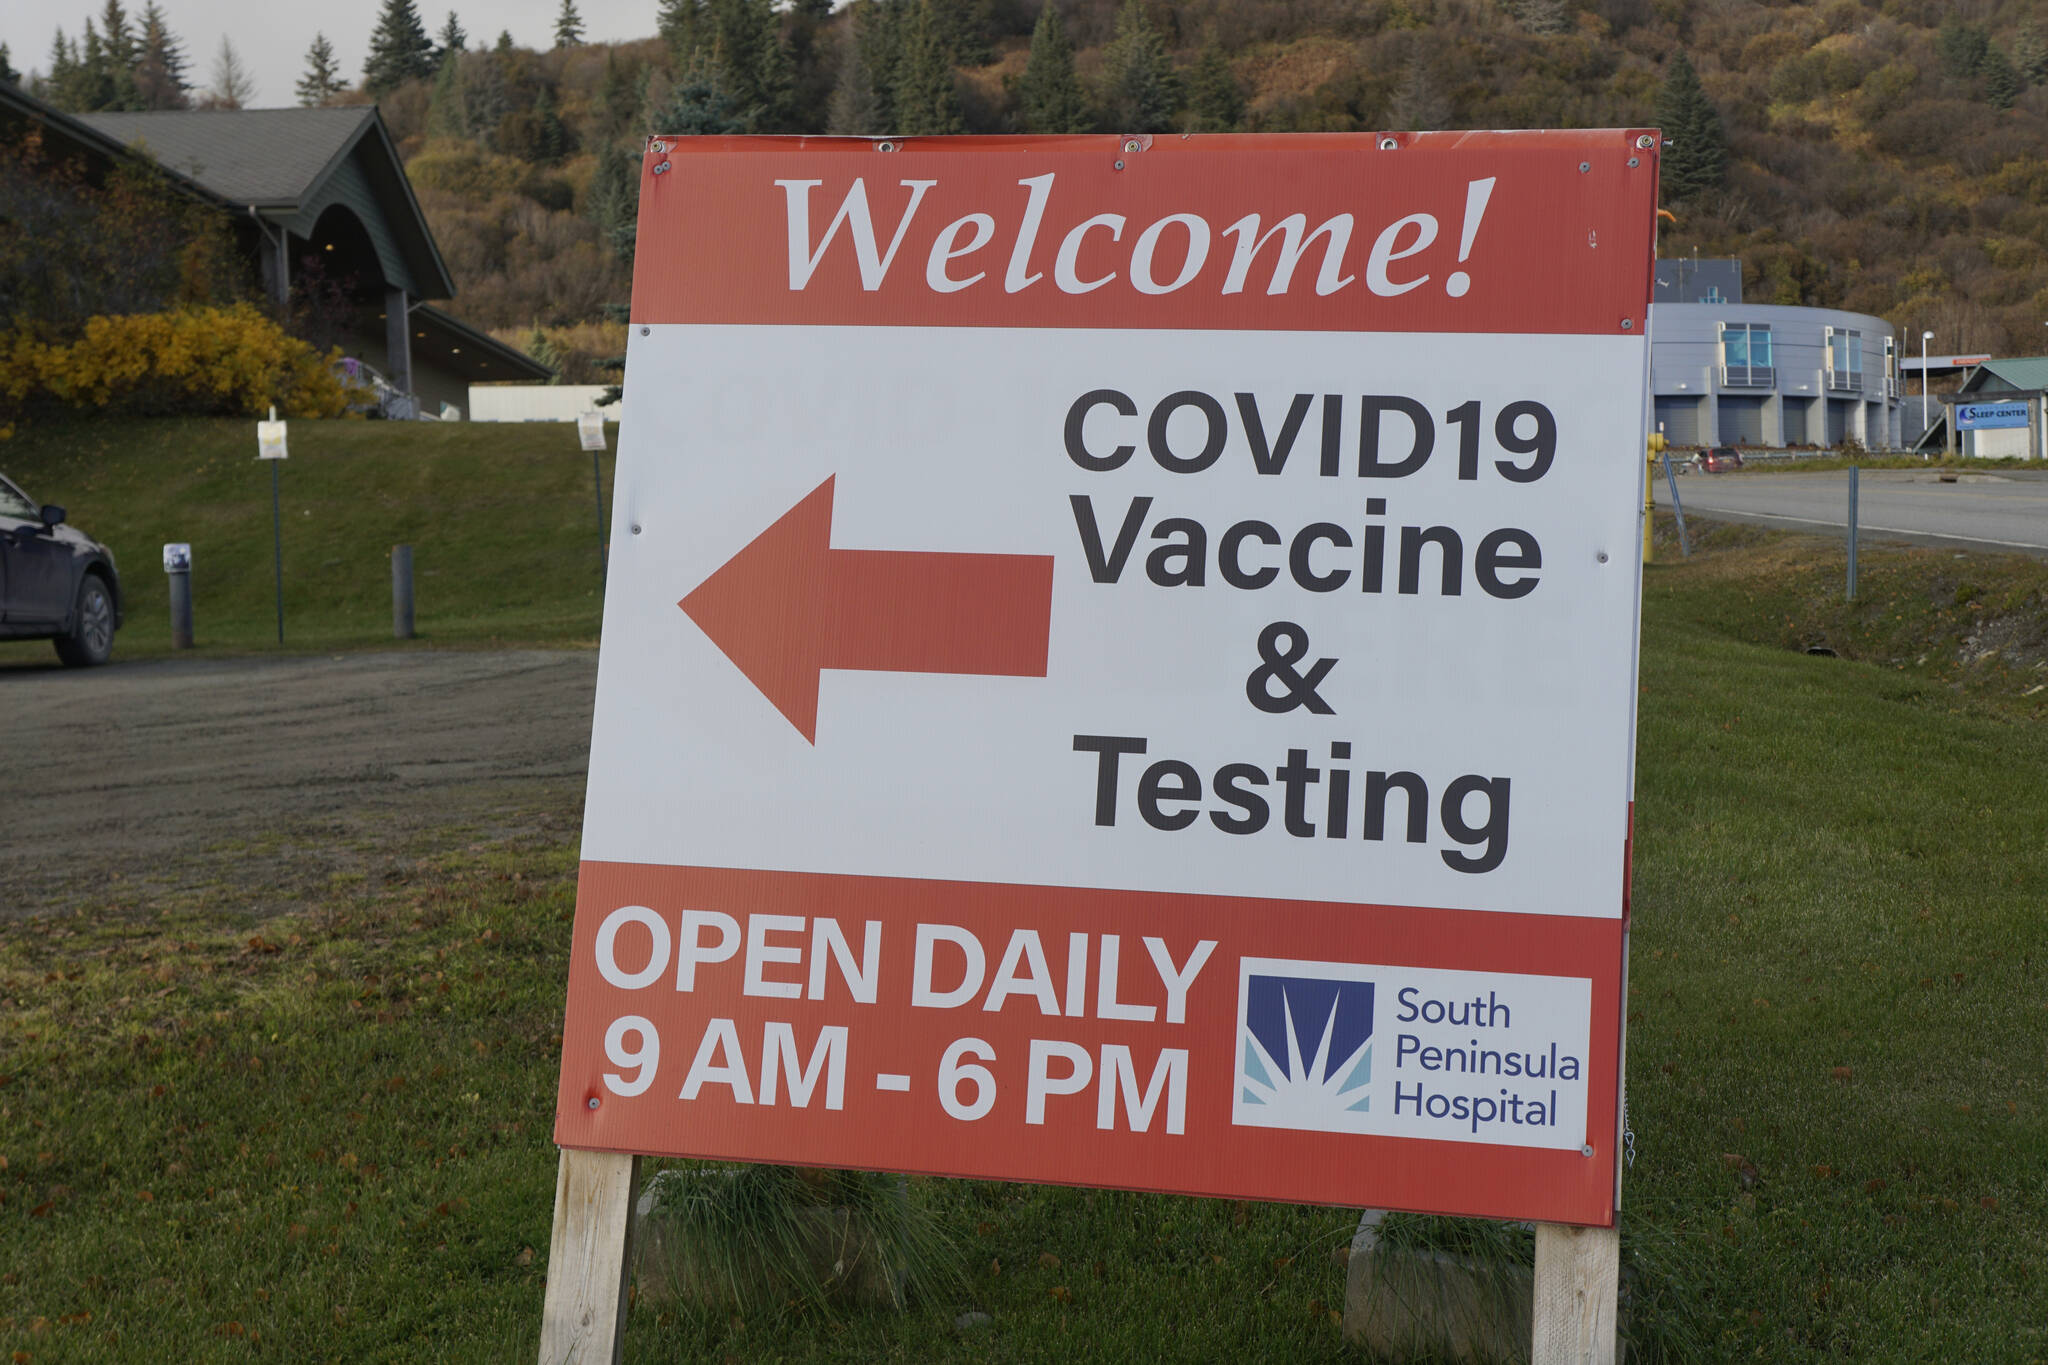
1643,432,1666,564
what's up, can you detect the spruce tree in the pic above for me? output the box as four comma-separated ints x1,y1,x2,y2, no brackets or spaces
587,139,642,263
651,55,748,135
96,0,143,106
532,85,572,161
1183,34,1242,132
364,0,436,95
427,46,469,133
1017,1,1086,133
658,0,706,66
76,20,120,111
597,49,636,138
207,34,254,109
0,45,16,85
297,33,346,105
437,13,468,62
827,31,879,134
892,0,962,135
134,3,190,108
1652,52,1727,203
1983,49,2022,109
852,0,905,131
1099,0,1177,133
554,0,585,48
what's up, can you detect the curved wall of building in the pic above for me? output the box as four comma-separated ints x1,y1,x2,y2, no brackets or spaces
1649,303,1900,450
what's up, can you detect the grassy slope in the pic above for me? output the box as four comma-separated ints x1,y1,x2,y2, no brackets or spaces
1,430,2045,1359
0,418,615,660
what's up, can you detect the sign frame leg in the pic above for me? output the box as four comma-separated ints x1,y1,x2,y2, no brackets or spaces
1531,1221,1620,1364
539,1149,641,1365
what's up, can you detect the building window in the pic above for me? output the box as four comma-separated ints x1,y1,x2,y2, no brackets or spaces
1827,327,1863,392
1721,323,1774,386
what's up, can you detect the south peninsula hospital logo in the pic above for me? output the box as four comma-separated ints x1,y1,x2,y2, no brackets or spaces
1232,958,1377,1135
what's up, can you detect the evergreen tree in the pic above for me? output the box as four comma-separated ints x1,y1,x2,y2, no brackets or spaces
2013,23,2048,86
597,49,637,138
702,0,790,131
658,0,706,66
1983,49,2021,109
1099,0,1177,133
207,34,254,108
75,20,120,111
1183,35,1241,132
364,0,437,95
586,139,642,263
554,0,585,48
437,13,468,62
852,0,906,131
650,54,749,134
827,30,880,134
95,0,143,106
134,3,191,108
495,30,514,53
532,84,573,160
0,45,15,85
296,33,347,105
933,0,995,67
427,46,470,133
40,30,80,108
1652,52,1727,203
1936,19,1988,79
892,0,962,135
1017,1,1086,133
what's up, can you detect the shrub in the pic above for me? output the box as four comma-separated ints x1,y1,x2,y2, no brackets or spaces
0,306,346,423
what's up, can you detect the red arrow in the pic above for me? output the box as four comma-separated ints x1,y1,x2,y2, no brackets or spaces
679,477,1054,743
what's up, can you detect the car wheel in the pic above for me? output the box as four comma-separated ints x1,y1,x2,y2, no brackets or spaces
54,573,116,667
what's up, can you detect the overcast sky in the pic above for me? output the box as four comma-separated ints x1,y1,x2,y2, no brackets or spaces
4,1,668,109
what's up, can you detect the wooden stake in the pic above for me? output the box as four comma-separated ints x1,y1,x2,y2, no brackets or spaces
539,1149,641,1365
1531,1222,1619,1364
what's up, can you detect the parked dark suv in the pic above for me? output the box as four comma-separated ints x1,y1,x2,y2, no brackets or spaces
1,472,122,666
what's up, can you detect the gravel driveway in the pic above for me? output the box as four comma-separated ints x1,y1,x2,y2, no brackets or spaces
0,648,598,917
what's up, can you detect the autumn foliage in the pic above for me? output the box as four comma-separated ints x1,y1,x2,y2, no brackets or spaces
1,307,347,422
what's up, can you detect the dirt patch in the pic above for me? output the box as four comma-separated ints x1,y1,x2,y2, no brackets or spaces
0,647,597,918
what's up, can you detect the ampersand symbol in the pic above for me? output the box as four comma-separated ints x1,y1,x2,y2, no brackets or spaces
1245,621,1336,715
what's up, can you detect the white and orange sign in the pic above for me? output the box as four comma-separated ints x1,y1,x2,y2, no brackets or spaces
554,132,1656,1227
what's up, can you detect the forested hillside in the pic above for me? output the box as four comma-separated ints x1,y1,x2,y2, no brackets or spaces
21,0,2048,373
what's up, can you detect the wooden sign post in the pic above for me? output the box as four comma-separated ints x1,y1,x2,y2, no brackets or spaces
543,129,1657,1363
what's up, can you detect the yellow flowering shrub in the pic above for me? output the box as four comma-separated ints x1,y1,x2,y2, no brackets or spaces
0,306,347,420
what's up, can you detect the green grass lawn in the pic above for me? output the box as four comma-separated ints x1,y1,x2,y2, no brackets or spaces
2,428,2045,1361
1,417,615,660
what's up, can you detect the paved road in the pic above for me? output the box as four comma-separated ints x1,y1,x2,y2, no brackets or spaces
0,648,598,917
1652,469,2048,557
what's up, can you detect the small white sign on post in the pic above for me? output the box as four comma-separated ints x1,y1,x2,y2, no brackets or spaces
162,543,191,573
575,410,607,452
257,420,289,460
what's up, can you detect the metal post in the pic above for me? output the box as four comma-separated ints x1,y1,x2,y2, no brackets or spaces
1846,466,1859,602
169,570,193,649
1660,452,1690,558
592,448,608,582
270,459,285,644
392,544,415,640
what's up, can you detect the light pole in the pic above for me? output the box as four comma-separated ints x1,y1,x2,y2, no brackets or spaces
1921,330,1934,437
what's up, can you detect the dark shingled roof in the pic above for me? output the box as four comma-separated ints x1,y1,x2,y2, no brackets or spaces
75,107,377,207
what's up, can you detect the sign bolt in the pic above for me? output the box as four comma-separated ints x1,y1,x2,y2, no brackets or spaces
1578,161,1591,173
640,326,650,336
588,1097,601,1110
1621,318,1634,330
1636,133,1657,149
1114,160,1125,171
1378,136,1399,150
1123,138,1142,153
1581,1143,1595,1156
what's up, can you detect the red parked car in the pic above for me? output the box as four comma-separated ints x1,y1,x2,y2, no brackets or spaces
1694,447,1745,473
